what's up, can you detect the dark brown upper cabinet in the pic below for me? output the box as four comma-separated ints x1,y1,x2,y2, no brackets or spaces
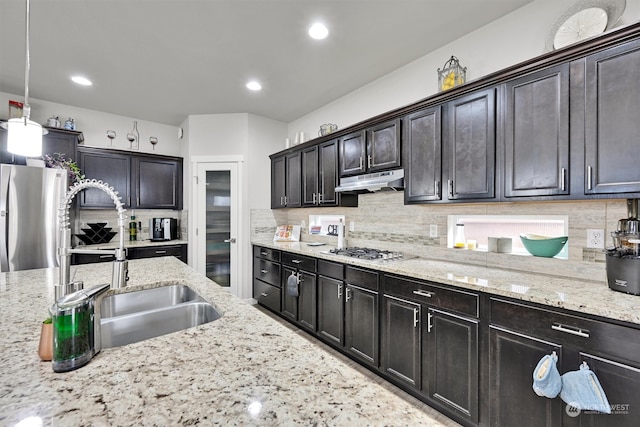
444,87,496,201
302,140,357,207
132,156,183,209
339,118,401,177
584,38,640,195
77,147,183,210
504,64,570,198
403,106,442,203
271,154,286,208
271,151,301,209
77,148,131,208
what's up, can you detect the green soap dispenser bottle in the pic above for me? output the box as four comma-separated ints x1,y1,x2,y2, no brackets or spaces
129,214,137,241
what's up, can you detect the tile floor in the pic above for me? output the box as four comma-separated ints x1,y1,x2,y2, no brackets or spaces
254,304,463,427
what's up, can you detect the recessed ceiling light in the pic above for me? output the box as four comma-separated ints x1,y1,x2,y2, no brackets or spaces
246,80,262,91
71,76,92,86
308,23,329,40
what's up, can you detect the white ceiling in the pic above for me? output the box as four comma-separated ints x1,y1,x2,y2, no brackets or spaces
0,0,533,126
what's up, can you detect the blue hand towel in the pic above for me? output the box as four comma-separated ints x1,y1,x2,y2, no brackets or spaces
286,272,299,297
560,362,611,414
532,352,562,398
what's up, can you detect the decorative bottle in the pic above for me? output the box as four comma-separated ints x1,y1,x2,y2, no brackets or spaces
454,223,466,249
129,215,137,241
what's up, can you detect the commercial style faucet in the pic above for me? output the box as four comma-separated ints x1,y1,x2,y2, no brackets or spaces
56,179,128,300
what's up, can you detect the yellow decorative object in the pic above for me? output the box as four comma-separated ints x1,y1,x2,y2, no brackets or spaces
438,56,467,92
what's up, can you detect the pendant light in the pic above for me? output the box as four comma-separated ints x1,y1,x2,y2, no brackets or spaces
3,0,46,157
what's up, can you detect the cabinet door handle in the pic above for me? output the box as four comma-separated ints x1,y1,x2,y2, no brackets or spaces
312,193,316,205
587,166,593,190
297,272,303,283
260,292,268,297
435,181,440,198
427,312,433,333
551,323,590,338
413,290,433,298
367,155,372,169
137,197,140,206
448,179,453,197
359,156,364,170
284,196,288,206
154,250,167,254
318,193,323,203
413,307,419,328
260,269,268,274
338,283,343,299
280,196,284,206
560,167,566,191
345,287,351,302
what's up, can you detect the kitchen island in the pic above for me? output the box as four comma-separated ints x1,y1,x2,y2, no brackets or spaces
0,257,456,426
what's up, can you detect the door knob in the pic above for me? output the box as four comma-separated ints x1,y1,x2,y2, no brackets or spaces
224,238,236,243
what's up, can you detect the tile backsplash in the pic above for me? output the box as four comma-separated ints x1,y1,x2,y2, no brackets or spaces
252,192,631,283
76,209,185,243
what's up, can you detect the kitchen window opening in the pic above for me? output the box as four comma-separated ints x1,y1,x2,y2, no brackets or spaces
447,215,569,259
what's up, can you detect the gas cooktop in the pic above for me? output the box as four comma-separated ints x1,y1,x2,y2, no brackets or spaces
323,247,413,262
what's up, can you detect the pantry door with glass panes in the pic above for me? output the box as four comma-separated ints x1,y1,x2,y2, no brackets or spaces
195,162,239,293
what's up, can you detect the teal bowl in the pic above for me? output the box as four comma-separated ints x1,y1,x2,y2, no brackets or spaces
520,234,568,258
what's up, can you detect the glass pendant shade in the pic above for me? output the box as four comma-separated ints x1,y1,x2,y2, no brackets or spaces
7,117,43,157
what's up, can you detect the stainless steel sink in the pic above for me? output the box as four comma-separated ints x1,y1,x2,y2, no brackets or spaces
100,285,221,348
101,284,204,317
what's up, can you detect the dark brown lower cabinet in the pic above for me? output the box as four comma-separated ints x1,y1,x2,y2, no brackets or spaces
424,308,479,424
72,243,187,265
281,265,317,332
345,284,379,367
489,326,564,427
317,275,344,346
381,294,421,388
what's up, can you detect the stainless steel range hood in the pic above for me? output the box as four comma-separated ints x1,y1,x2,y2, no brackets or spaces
334,169,404,193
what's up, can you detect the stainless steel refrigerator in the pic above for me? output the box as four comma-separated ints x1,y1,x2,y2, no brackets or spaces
0,164,68,272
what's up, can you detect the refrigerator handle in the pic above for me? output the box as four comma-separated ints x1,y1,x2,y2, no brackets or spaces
0,166,11,271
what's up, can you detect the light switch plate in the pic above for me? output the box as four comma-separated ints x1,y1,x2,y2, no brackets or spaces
587,229,604,249
430,224,438,238
349,221,355,232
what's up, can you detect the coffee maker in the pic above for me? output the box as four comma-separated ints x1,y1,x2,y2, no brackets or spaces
606,199,640,295
150,218,178,241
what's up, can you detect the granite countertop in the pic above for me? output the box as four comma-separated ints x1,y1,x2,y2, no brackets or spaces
252,238,640,326
75,239,188,250
0,257,453,426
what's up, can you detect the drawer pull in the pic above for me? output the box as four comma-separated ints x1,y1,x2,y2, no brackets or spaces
260,269,268,274
261,251,268,256
291,259,302,264
260,293,268,297
99,255,113,259
551,323,590,338
413,307,419,328
155,250,167,254
413,290,433,298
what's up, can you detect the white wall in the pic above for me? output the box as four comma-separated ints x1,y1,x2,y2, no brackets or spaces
287,0,640,139
183,112,285,298
0,91,181,157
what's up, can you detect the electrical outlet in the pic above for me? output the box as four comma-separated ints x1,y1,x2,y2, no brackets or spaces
430,224,438,238
587,229,604,249
349,221,355,232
